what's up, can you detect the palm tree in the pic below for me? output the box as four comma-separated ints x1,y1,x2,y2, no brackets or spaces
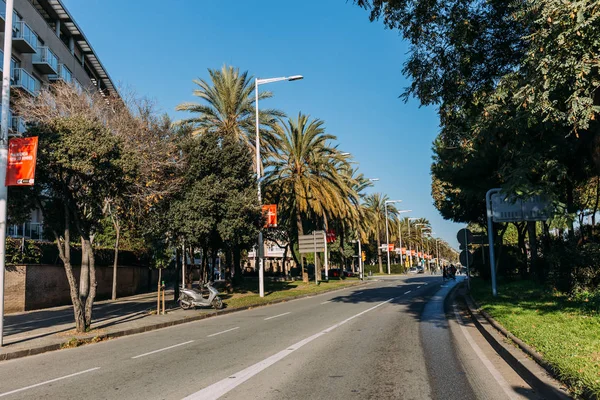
363,193,398,273
175,65,283,164
263,113,356,276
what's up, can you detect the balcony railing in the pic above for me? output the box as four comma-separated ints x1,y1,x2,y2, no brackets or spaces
32,46,58,74
12,20,38,53
10,115,26,135
12,68,40,96
8,222,44,241
49,64,72,83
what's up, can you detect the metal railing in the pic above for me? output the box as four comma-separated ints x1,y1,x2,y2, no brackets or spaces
12,20,38,50
12,68,40,95
8,223,44,241
49,64,72,83
33,46,58,71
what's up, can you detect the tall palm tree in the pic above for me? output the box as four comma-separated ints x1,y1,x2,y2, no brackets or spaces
263,113,355,274
363,193,398,273
175,65,283,165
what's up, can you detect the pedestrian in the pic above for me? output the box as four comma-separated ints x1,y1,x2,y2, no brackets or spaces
442,266,447,281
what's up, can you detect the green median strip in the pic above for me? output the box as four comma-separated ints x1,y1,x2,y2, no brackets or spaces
470,278,600,398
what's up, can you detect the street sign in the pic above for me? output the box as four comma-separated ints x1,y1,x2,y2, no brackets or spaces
298,231,326,254
460,250,473,267
457,228,473,245
491,193,551,222
388,244,394,252
262,204,277,228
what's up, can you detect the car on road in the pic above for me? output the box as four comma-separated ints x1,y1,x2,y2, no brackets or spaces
343,269,357,277
408,267,418,274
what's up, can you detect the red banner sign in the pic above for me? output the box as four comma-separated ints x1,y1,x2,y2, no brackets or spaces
326,229,336,243
411,250,416,256
6,137,38,186
401,247,407,255
262,204,277,228
388,244,394,252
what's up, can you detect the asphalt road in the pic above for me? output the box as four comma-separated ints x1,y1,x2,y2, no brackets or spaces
0,275,539,399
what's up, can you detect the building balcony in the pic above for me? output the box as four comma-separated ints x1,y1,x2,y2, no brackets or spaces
12,68,40,96
0,0,5,31
12,20,38,53
32,46,58,74
48,64,72,83
10,114,26,135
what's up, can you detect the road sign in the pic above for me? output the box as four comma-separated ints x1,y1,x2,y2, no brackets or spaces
491,193,551,222
457,228,473,245
262,204,277,228
460,250,473,267
298,231,326,254
522,195,551,221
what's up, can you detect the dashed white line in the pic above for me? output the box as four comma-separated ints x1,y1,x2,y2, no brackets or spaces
417,286,421,289
0,367,100,398
424,283,428,285
264,312,291,321
404,290,412,295
184,298,395,400
320,301,331,305
207,327,240,337
132,340,194,359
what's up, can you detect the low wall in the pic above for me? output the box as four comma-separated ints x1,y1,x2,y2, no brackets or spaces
4,264,162,313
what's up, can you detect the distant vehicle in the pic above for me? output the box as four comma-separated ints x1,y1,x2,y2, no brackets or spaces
343,269,356,278
328,268,342,278
408,267,418,274
417,266,425,274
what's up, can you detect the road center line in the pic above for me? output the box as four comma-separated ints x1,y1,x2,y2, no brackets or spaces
404,290,412,294
0,367,100,398
132,340,194,359
184,298,395,400
207,327,240,337
264,312,291,321
320,301,331,305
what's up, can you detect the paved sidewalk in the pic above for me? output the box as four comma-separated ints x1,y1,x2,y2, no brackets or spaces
0,281,367,361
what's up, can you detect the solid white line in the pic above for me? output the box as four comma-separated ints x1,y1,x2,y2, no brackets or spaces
184,298,395,400
131,340,194,359
207,327,239,337
453,304,519,400
354,292,363,295
0,367,100,398
264,312,291,321
320,301,331,305
424,283,428,285
404,290,412,294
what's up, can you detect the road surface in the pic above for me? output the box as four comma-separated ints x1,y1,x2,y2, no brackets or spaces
0,276,542,399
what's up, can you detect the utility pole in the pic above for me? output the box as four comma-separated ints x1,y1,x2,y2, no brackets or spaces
0,0,14,347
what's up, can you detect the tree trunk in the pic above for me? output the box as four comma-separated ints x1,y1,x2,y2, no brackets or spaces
233,246,242,283
527,221,539,281
174,247,181,301
296,208,307,282
83,237,97,330
111,219,120,301
377,228,383,274
79,237,89,305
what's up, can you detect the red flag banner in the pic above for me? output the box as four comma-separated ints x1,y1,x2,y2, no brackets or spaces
401,247,407,255
326,229,336,243
262,204,277,228
388,244,394,252
6,137,38,186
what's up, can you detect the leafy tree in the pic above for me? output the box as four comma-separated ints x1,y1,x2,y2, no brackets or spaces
362,193,398,273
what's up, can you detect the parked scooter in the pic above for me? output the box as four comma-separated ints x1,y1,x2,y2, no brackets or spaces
179,282,224,310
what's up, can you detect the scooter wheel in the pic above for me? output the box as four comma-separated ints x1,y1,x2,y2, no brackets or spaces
212,297,223,310
179,296,193,310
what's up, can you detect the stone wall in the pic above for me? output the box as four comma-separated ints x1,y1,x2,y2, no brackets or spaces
5,264,160,313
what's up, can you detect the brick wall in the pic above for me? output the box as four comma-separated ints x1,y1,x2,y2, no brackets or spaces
5,265,26,313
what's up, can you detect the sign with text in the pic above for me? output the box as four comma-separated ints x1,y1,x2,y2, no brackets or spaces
298,231,326,254
491,193,551,222
262,204,277,228
6,137,38,186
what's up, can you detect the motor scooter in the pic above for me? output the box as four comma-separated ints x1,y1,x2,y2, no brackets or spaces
179,282,224,310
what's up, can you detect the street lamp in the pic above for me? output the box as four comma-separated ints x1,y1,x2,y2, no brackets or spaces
395,210,411,269
352,239,363,280
255,74,303,298
414,223,429,267
384,200,401,274
407,218,419,267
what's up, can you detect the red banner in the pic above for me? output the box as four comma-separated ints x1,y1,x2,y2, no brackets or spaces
388,244,394,252
326,229,336,243
411,250,416,256
6,137,38,186
262,204,277,228
401,247,407,255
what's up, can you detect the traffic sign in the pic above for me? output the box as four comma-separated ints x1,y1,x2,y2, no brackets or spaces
457,228,473,245
491,193,551,222
460,250,473,266
298,231,326,254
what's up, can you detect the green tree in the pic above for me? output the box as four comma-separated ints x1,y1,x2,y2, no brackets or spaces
362,193,398,273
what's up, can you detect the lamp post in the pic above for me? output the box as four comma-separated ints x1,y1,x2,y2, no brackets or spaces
407,218,418,267
420,227,431,270
384,200,401,274
255,74,303,298
396,210,411,270
353,239,363,280
414,223,429,267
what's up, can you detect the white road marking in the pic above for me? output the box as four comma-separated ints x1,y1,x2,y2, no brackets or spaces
184,298,395,400
453,304,519,400
354,292,363,295
264,312,291,321
424,283,428,285
404,290,412,294
320,301,331,305
0,367,100,398
417,286,421,289
207,327,240,337
132,340,194,359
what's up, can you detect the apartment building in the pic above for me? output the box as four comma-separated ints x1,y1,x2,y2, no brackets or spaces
1,0,116,240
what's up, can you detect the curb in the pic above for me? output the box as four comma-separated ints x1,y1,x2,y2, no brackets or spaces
460,289,581,399
0,280,368,362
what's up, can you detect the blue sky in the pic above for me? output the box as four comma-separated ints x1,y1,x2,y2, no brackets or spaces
62,0,464,248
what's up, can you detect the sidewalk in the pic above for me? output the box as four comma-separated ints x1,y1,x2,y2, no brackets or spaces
1,280,366,361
